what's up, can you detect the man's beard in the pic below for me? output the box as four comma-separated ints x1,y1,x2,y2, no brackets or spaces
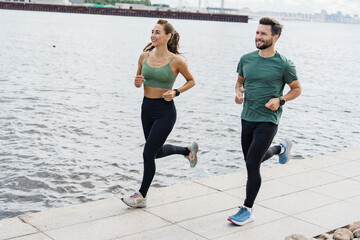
256,39,273,50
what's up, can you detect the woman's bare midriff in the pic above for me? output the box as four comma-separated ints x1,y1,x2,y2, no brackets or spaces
144,86,170,98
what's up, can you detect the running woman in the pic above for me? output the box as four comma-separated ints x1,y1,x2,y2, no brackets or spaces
121,19,198,208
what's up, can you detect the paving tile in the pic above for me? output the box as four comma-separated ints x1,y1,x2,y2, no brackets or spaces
328,148,360,161
260,162,313,180
195,171,248,191
141,181,218,208
21,197,131,231
44,211,170,240
146,192,240,223
114,225,206,240
353,176,360,182
214,217,326,240
345,196,360,206
275,170,344,189
295,201,360,230
225,179,303,202
257,190,337,215
178,205,285,239
0,218,38,240
319,161,360,178
310,179,360,200
292,155,347,170
9,233,52,240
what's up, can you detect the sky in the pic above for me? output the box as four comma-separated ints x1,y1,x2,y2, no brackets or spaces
151,0,360,16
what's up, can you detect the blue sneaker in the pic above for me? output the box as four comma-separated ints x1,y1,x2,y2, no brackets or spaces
227,206,254,226
279,138,293,164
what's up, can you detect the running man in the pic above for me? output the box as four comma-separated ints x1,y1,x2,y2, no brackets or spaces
228,17,302,226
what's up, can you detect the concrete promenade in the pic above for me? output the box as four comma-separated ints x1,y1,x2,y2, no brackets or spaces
1,148,360,240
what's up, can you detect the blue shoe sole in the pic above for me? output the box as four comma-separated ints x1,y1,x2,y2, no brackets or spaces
227,216,254,226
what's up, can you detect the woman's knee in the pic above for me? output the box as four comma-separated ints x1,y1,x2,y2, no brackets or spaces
246,161,261,176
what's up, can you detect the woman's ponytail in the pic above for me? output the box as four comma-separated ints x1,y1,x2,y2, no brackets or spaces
167,31,180,54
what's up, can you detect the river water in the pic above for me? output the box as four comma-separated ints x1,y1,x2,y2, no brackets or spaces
0,10,359,219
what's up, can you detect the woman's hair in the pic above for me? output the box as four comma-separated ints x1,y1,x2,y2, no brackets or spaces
143,19,180,54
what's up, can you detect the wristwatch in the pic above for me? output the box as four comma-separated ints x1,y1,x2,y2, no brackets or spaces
279,97,285,106
173,89,180,96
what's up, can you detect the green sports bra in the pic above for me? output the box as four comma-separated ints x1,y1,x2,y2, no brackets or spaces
142,53,177,89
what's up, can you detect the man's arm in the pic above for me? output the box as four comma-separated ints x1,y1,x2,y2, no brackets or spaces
265,80,302,111
235,75,245,104
282,80,302,102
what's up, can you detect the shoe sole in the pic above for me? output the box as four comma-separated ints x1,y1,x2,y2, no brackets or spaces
121,198,146,208
227,216,254,226
190,142,199,168
280,140,293,164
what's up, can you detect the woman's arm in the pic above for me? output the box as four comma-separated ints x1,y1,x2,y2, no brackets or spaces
134,52,147,88
163,56,195,101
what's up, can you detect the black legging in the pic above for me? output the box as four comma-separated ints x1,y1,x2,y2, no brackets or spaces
139,97,189,198
241,119,281,208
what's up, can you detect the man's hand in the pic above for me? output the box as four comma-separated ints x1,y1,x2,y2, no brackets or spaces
235,92,244,104
265,98,281,111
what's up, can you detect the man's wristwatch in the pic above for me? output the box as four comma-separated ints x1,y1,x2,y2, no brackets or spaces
173,89,180,96
279,97,285,106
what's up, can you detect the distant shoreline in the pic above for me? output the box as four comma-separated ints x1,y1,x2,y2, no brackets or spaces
0,2,248,23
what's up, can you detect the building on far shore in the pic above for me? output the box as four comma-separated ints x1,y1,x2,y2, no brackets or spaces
1,0,70,4
115,3,155,10
69,0,82,5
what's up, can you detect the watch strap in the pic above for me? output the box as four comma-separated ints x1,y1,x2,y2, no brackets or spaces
174,89,180,96
279,97,285,106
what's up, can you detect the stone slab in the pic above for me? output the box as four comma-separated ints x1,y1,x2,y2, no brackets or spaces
291,155,348,170
319,161,360,178
214,217,327,240
8,233,52,240
195,171,248,191
260,162,313,180
138,181,218,208
353,176,360,182
146,192,240,223
345,196,360,207
225,179,303,202
295,201,360,230
44,211,170,240
22,197,131,231
114,225,206,240
0,218,38,240
275,169,344,190
257,189,337,215
327,148,360,161
178,205,285,239
310,179,360,200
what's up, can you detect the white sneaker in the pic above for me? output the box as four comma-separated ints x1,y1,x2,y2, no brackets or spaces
121,192,146,208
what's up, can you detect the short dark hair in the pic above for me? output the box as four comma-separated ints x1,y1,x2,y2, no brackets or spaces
259,17,283,37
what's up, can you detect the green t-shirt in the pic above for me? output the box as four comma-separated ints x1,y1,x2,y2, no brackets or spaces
237,51,298,125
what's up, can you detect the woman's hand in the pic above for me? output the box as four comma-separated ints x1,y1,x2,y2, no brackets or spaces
162,90,176,101
134,75,144,88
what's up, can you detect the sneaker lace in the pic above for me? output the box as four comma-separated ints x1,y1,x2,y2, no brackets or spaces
235,207,247,216
130,193,140,199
